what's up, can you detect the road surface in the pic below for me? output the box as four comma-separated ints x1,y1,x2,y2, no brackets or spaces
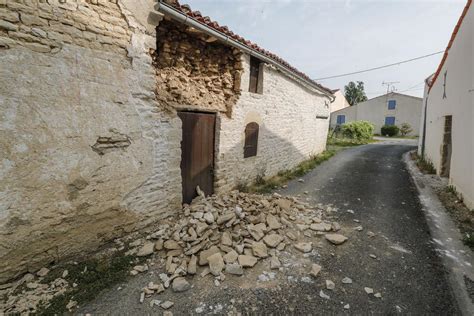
81,140,458,315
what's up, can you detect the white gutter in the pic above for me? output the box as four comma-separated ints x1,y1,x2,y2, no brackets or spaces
156,2,334,101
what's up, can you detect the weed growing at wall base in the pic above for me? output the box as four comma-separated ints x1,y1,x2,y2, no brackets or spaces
36,253,141,315
243,150,336,193
411,152,436,174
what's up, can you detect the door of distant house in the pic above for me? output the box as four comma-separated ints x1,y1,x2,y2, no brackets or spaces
178,111,216,204
440,115,452,177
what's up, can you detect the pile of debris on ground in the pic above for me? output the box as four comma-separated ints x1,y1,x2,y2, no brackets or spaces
127,190,348,310
1,268,71,314
1,190,349,314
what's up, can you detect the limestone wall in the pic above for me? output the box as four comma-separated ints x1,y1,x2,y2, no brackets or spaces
0,0,182,282
215,54,331,192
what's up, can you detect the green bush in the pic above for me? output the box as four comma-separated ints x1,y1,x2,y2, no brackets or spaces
340,121,374,141
400,123,413,136
381,125,399,137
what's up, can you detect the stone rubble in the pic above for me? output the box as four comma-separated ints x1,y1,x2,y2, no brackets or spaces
126,190,350,310
1,190,352,313
342,277,353,284
326,280,335,290
324,234,348,245
310,264,322,278
319,289,330,300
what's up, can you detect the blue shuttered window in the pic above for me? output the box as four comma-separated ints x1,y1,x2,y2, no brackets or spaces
336,115,346,125
388,100,396,110
385,117,396,126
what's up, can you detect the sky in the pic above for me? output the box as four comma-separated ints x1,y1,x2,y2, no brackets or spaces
184,0,467,98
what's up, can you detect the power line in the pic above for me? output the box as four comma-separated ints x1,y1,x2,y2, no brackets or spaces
398,82,425,93
314,51,444,81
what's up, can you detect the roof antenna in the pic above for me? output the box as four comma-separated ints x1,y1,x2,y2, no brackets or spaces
382,81,399,95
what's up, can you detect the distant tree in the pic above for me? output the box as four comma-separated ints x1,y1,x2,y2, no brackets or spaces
344,81,368,106
400,123,413,136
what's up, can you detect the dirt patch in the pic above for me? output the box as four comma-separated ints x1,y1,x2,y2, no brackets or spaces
410,152,474,249
436,187,474,249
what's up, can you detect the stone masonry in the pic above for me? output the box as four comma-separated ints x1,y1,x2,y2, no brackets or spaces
0,0,182,283
214,54,331,192
154,18,242,116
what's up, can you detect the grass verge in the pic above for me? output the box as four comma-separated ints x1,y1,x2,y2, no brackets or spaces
242,149,337,194
326,136,374,147
36,253,141,315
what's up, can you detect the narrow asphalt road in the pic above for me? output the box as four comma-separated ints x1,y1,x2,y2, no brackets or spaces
278,141,458,314
81,141,459,315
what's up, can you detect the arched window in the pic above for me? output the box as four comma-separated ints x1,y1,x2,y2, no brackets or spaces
244,122,259,158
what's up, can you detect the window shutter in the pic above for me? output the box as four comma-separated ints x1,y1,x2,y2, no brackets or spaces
388,100,396,110
244,122,259,158
249,57,260,93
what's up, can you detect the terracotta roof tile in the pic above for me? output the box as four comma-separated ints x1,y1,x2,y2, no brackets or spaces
162,1,333,95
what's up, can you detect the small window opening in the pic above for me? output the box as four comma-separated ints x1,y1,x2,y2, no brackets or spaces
385,116,396,126
388,100,396,110
249,56,263,94
244,122,259,158
336,115,346,125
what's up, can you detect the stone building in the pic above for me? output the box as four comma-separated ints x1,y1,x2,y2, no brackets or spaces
330,92,423,136
418,0,473,209
0,0,333,282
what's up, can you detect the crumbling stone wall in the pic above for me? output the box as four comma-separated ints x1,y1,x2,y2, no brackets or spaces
154,18,242,115
0,0,182,283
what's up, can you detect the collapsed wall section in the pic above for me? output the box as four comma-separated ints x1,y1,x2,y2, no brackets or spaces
154,18,242,115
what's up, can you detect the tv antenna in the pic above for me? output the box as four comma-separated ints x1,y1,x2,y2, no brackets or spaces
382,81,399,94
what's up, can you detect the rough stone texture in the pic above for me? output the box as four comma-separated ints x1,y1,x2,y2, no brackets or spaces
214,54,331,192
325,234,348,245
171,277,190,292
154,18,242,115
0,0,181,283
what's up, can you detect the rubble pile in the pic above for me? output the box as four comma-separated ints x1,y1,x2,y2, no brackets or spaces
1,269,71,314
1,190,349,313
129,190,348,305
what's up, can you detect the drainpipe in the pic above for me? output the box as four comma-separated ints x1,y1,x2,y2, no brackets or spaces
156,2,335,102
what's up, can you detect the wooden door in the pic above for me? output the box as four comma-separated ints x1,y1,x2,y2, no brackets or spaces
440,115,452,177
178,111,216,204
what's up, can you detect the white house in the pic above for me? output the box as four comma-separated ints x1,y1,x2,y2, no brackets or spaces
0,0,333,282
330,89,350,113
330,92,423,136
418,0,473,209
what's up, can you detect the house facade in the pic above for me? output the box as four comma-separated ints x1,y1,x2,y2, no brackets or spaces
418,0,473,209
330,92,423,136
330,89,350,113
0,0,333,282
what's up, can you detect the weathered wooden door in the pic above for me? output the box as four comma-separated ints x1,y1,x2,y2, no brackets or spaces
440,115,452,177
178,111,216,204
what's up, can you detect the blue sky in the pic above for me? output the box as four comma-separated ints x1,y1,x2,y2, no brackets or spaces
184,0,466,97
